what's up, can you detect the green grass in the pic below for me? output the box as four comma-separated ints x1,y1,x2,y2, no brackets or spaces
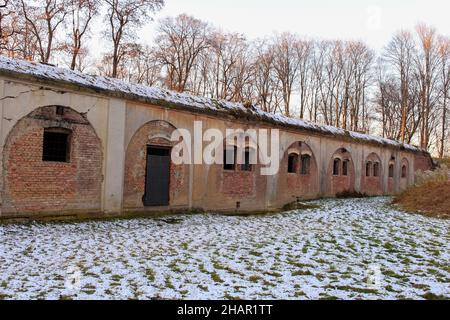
248,275,263,283
292,270,313,277
145,268,156,282
210,271,224,284
422,292,448,300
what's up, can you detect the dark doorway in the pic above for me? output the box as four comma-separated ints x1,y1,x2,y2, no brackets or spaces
144,146,171,207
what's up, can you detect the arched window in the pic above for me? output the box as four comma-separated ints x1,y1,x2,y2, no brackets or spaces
301,155,311,175
333,158,341,176
401,165,407,178
373,163,380,177
388,164,395,178
342,160,349,176
224,146,237,171
366,162,372,177
288,154,298,173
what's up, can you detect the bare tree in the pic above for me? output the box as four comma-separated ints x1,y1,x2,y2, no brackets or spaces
271,33,300,116
437,36,450,158
383,31,416,143
154,14,211,92
415,23,441,149
347,41,374,132
64,0,99,70
0,0,15,53
104,0,164,78
19,0,69,63
296,39,313,119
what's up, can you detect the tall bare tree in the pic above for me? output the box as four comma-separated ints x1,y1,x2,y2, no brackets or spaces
383,31,416,143
104,0,164,78
415,23,440,149
154,14,210,92
0,0,15,53
271,33,300,116
64,0,99,70
296,39,313,119
19,0,68,63
251,40,279,113
437,36,450,158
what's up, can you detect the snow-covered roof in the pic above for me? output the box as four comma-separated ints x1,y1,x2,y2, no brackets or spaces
0,55,423,152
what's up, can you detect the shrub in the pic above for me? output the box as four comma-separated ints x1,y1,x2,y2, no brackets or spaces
414,165,449,186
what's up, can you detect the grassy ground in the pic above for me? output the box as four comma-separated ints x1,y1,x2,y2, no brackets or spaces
393,181,450,219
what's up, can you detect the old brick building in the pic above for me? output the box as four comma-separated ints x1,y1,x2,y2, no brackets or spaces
0,56,433,219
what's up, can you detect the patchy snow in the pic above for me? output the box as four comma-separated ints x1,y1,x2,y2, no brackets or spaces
0,197,448,300
0,55,422,152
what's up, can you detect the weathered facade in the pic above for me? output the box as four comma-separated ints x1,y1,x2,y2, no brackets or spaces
0,57,433,219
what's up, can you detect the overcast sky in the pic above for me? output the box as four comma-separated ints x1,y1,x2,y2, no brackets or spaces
134,0,449,51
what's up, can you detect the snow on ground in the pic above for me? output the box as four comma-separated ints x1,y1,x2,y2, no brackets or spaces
0,197,448,300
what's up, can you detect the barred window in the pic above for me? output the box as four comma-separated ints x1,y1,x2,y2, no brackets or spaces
301,155,311,175
333,159,341,176
373,163,380,177
42,128,71,163
366,162,372,177
288,154,298,173
342,160,349,176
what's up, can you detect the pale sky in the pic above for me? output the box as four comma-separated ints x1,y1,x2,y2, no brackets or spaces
133,0,449,51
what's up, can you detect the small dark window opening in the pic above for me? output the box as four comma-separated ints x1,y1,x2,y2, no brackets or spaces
56,106,65,116
342,160,349,176
301,155,311,175
389,164,395,178
333,158,341,176
373,163,380,177
401,165,407,178
224,146,237,171
366,162,372,177
241,148,253,172
42,129,71,162
288,154,298,173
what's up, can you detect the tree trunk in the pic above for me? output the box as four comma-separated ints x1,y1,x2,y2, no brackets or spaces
440,92,447,158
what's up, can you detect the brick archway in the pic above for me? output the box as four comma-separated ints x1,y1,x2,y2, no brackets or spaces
2,106,103,215
123,120,190,209
327,148,355,196
361,152,383,196
277,141,319,204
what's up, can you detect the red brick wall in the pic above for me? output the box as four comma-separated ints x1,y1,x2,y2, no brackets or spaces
362,177,383,195
2,106,103,215
204,144,268,210
277,142,319,204
361,153,383,196
222,171,255,196
387,177,395,193
123,121,189,209
327,150,355,196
